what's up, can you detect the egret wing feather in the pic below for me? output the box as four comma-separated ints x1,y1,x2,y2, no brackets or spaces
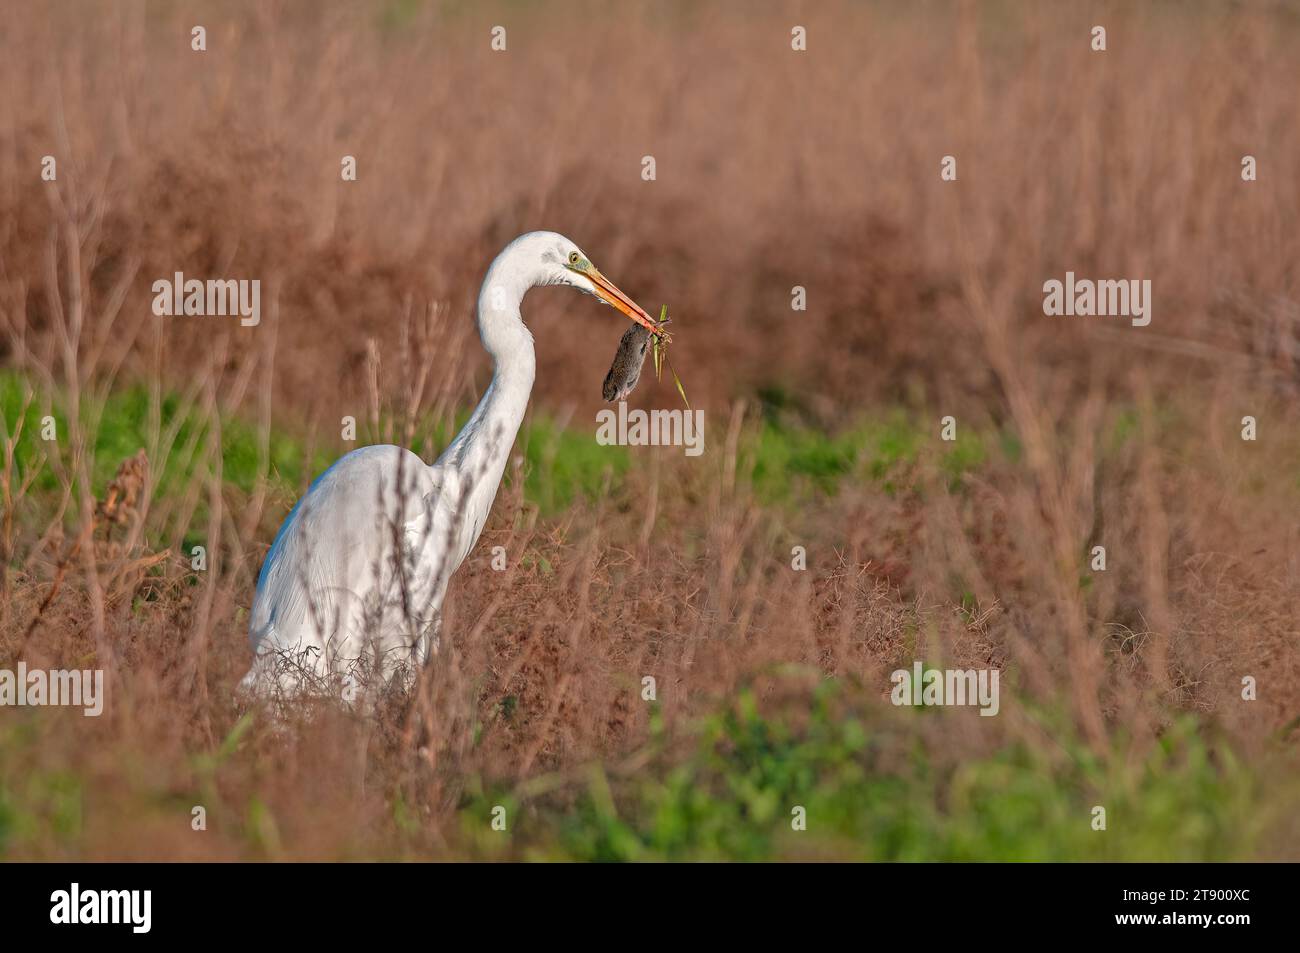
246,445,463,692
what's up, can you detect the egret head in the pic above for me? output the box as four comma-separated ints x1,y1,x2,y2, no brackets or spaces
536,233,667,340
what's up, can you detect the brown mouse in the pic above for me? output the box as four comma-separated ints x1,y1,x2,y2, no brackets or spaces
602,318,670,401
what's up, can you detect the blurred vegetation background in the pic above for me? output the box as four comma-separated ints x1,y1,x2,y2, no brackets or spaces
0,0,1298,860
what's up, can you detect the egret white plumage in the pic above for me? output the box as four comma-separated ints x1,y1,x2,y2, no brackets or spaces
241,231,663,697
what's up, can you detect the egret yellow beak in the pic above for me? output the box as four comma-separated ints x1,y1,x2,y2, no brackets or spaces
572,261,670,342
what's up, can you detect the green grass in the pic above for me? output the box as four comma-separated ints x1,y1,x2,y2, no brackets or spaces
520,417,629,514
746,410,989,502
0,676,1274,861
0,722,84,855
461,679,1267,862
1,370,628,518
0,370,329,499
4,370,1002,521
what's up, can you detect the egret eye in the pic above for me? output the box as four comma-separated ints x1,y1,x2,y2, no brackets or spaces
568,251,581,265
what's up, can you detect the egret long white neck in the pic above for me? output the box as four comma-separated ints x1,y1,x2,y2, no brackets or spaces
436,244,539,520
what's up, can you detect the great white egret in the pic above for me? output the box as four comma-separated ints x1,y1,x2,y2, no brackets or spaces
241,231,663,697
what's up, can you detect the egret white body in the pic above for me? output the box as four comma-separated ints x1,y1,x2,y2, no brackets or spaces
242,231,662,696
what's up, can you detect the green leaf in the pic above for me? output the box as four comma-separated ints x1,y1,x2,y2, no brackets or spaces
671,364,690,408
